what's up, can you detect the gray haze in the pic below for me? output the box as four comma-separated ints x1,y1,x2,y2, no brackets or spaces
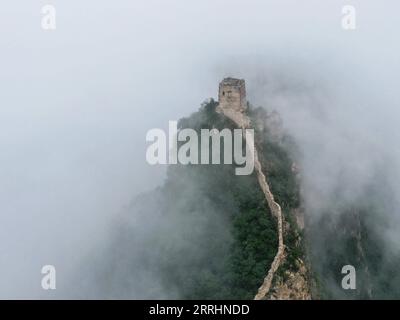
0,1,399,298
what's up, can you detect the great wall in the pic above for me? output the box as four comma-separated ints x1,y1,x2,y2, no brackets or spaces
216,78,285,299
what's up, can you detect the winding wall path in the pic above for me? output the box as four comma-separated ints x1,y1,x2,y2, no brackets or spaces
216,106,285,300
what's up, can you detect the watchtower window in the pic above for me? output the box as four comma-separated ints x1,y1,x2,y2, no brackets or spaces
222,91,225,96
227,91,232,97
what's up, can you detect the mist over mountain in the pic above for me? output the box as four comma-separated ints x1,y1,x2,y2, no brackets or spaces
1,1,399,299
60,101,309,299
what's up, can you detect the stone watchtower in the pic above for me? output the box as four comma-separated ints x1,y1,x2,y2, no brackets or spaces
218,77,247,112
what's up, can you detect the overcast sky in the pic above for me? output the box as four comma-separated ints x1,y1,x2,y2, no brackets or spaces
0,1,399,298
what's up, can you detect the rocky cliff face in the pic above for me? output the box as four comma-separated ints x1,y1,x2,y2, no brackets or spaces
268,259,311,300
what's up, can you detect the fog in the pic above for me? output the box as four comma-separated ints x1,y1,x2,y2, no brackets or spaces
0,1,399,298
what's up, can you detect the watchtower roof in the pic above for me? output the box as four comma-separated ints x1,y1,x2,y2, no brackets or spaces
220,77,245,86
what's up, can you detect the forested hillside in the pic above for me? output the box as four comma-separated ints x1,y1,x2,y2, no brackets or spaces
77,100,307,299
